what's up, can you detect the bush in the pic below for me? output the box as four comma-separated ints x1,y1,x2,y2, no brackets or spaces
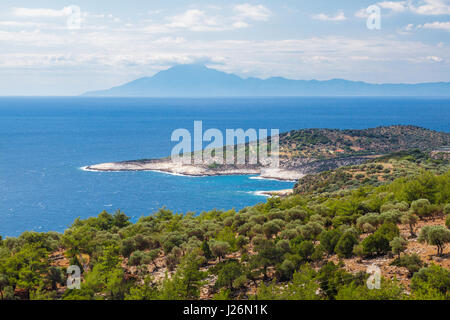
376,222,400,242
298,222,323,240
128,250,144,266
411,199,433,219
356,213,381,230
361,233,390,256
311,245,325,262
335,232,359,258
390,237,407,258
411,265,450,298
276,239,291,253
201,240,212,259
262,221,282,239
379,209,403,224
286,207,307,222
390,254,423,277
215,261,243,289
277,259,296,281
298,241,315,261
319,229,342,254
444,204,450,215
446,214,450,229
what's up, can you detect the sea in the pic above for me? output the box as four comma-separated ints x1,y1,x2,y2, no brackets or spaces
1,97,449,237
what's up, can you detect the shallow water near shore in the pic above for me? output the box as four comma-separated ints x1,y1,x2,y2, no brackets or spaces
1,97,449,237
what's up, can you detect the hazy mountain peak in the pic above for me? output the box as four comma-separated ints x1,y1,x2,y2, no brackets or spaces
83,65,450,97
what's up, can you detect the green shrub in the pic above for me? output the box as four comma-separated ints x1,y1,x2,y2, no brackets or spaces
411,199,433,219
335,232,359,258
390,254,423,277
319,229,342,254
411,265,450,298
361,233,390,256
389,237,407,258
128,250,144,266
298,241,315,261
376,222,400,242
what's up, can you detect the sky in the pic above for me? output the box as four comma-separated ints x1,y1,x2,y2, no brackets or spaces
0,0,450,95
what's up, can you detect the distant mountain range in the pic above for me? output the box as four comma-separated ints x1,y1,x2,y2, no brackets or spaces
83,64,450,97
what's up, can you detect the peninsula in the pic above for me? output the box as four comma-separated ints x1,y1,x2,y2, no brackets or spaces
85,125,450,181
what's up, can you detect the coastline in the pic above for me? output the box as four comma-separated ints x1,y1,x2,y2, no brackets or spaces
252,189,294,197
83,154,379,182
83,159,306,181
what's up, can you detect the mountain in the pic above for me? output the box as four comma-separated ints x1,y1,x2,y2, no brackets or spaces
83,64,450,97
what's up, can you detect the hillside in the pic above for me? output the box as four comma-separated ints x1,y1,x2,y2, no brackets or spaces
83,64,450,97
279,125,450,161
1,151,449,300
294,150,450,194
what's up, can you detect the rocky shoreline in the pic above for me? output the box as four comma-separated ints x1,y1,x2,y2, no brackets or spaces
83,159,304,181
84,155,377,181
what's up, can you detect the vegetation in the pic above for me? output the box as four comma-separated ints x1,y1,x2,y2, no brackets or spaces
0,151,449,300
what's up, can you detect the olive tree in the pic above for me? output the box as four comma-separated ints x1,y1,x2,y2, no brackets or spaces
210,241,230,261
390,237,407,258
411,199,433,220
418,225,450,256
401,212,418,238
262,221,282,239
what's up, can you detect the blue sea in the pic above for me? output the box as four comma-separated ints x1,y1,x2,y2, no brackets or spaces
1,97,449,237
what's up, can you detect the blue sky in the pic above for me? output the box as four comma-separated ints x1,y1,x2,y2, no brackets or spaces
1,0,450,95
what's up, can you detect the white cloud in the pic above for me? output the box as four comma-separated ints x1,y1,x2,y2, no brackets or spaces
13,7,72,18
404,23,415,31
419,21,450,30
144,5,271,33
397,23,416,34
427,55,444,62
378,1,408,12
313,10,346,21
355,9,369,18
0,21,44,27
153,37,186,44
232,21,249,29
167,9,215,30
410,0,450,15
233,4,271,21
356,0,450,18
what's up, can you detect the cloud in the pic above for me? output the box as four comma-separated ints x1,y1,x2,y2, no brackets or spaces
144,5,271,33
427,55,444,62
233,4,271,21
356,0,450,18
378,1,408,12
167,9,220,31
153,37,186,44
419,21,450,30
410,0,450,15
313,10,346,21
355,9,369,18
0,21,44,27
232,21,249,29
13,7,72,17
397,23,416,34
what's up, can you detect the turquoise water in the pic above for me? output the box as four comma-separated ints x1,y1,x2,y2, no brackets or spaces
0,97,449,236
